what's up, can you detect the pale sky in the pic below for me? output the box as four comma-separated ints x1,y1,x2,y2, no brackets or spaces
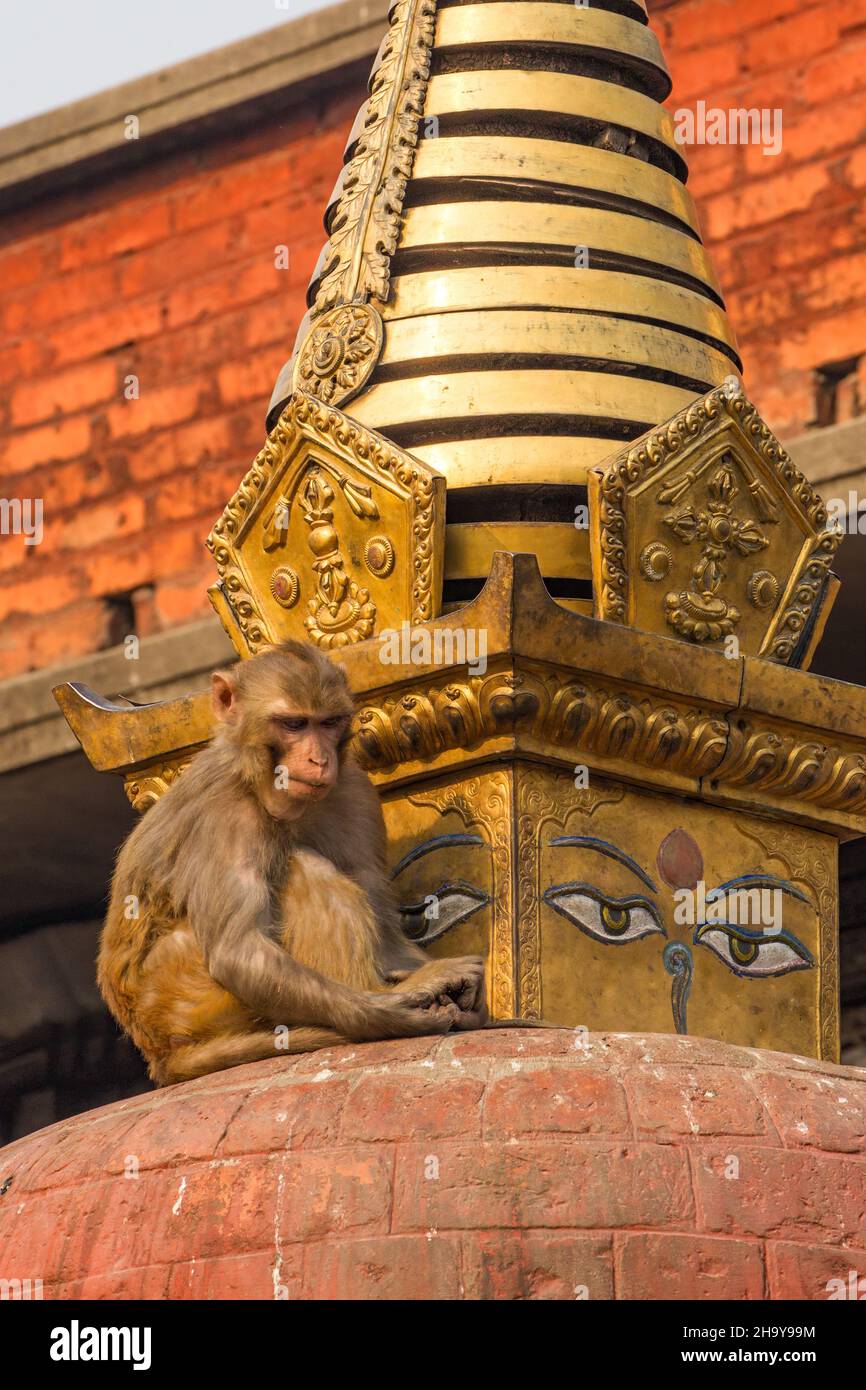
0,0,334,129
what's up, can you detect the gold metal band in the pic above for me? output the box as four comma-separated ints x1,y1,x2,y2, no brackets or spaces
380,310,735,387
350,369,700,432
425,71,682,166
410,436,622,489
410,136,700,235
387,266,740,359
435,4,669,91
446,521,591,582
399,202,722,298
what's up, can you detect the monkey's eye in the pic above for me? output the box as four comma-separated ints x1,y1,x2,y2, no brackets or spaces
400,881,490,945
275,716,308,732
543,884,666,947
694,923,814,979
320,716,347,730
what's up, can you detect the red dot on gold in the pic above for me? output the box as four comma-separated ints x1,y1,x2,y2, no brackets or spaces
657,828,704,891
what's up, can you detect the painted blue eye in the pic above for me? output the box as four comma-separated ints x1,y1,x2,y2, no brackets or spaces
544,885,666,947
694,923,814,979
400,882,489,945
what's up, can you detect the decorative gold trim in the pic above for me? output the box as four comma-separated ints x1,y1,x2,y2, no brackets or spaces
354,661,866,822
354,664,730,782
762,531,838,664
125,758,193,814
740,824,839,1062
311,0,437,320
714,721,866,813
515,767,625,1020
409,771,516,1019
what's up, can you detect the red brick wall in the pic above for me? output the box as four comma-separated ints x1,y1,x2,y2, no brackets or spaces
658,0,866,433
1,0,865,679
0,90,359,678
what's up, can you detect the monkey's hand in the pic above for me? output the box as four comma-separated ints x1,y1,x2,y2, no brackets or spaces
387,956,488,1030
390,956,485,1007
358,990,462,1039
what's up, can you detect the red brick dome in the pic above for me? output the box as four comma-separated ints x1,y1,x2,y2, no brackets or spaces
0,1029,864,1300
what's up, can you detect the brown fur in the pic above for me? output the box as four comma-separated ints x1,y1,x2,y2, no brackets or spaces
99,641,487,1086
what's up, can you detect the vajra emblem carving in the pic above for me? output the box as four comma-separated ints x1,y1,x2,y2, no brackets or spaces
658,461,774,643
300,467,378,648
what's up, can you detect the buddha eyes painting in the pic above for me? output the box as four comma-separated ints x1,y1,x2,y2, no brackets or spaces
385,768,829,1058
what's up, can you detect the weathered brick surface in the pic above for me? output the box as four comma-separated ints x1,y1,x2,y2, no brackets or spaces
0,1029,864,1300
0,96,356,678
766,1240,866,1299
1,2,864,676
461,1231,615,1300
657,0,866,439
617,1232,767,1301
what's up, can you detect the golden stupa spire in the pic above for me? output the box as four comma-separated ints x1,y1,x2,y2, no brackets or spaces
269,0,740,506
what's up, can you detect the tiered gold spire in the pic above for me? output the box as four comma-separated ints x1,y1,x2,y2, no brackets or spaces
270,0,740,510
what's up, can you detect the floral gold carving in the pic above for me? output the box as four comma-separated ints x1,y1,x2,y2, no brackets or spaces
749,569,779,610
294,303,384,409
365,534,396,578
270,566,299,609
639,541,672,582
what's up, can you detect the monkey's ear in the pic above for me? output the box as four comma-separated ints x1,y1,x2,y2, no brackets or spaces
211,670,239,724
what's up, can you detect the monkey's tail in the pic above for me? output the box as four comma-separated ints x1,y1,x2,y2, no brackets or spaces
484,1017,563,1031
154,1026,349,1087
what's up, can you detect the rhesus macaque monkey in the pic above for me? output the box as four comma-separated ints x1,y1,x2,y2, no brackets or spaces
99,641,487,1086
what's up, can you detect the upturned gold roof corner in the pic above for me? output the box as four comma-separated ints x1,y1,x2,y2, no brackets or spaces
587,384,843,666
206,390,445,659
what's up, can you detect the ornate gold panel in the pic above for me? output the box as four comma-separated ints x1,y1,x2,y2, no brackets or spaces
207,392,445,656
589,384,842,664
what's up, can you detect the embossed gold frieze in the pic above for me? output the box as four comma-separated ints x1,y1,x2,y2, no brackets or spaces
309,0,436,322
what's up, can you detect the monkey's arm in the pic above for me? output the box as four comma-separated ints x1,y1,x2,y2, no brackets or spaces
194,869,457,1041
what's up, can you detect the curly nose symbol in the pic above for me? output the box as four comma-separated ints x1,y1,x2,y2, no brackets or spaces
663,943,693,1036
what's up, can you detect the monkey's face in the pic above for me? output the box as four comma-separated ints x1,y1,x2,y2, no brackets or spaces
259,704,350,820
211,646,354,821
